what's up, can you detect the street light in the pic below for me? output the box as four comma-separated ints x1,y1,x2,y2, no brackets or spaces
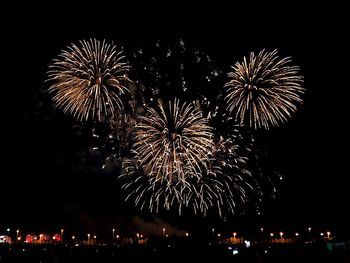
186,232,189,237
87,233,91,244
112,228,115,244
279,232,283,239
308,227,312,239
162,228,166,237
270,233,274,238
327,231,331,239
61,229,64,243
233,232,237,239
16,229,20,241
295,232,299,237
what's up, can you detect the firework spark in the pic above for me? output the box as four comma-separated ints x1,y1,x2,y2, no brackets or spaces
132,99,215,184
225,49,304,130
47,38,130,122
128,38,222,110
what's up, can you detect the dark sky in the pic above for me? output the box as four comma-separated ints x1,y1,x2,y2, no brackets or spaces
2,8,348,236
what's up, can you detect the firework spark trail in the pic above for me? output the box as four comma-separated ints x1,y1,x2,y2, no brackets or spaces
210,132,256,215
121,158,189,214
121,152,252,217
132,98,215,184
47,39,130,122
225,49,304,130
121,119,256,216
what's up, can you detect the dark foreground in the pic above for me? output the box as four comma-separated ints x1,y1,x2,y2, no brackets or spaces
0,242,349,262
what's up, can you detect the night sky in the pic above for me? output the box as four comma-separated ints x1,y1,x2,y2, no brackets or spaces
2,8,348,237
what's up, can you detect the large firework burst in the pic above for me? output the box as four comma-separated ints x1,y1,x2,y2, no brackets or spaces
132,99,215,184
224,49,304,130
47,38,130,122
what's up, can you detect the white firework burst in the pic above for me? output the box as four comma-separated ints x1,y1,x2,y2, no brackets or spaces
225,49,304,129
47,38,130,122
133,98,215,183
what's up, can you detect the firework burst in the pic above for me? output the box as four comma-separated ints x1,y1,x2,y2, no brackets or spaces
47,38,130,122
132,99,215,184
225,49,304,130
